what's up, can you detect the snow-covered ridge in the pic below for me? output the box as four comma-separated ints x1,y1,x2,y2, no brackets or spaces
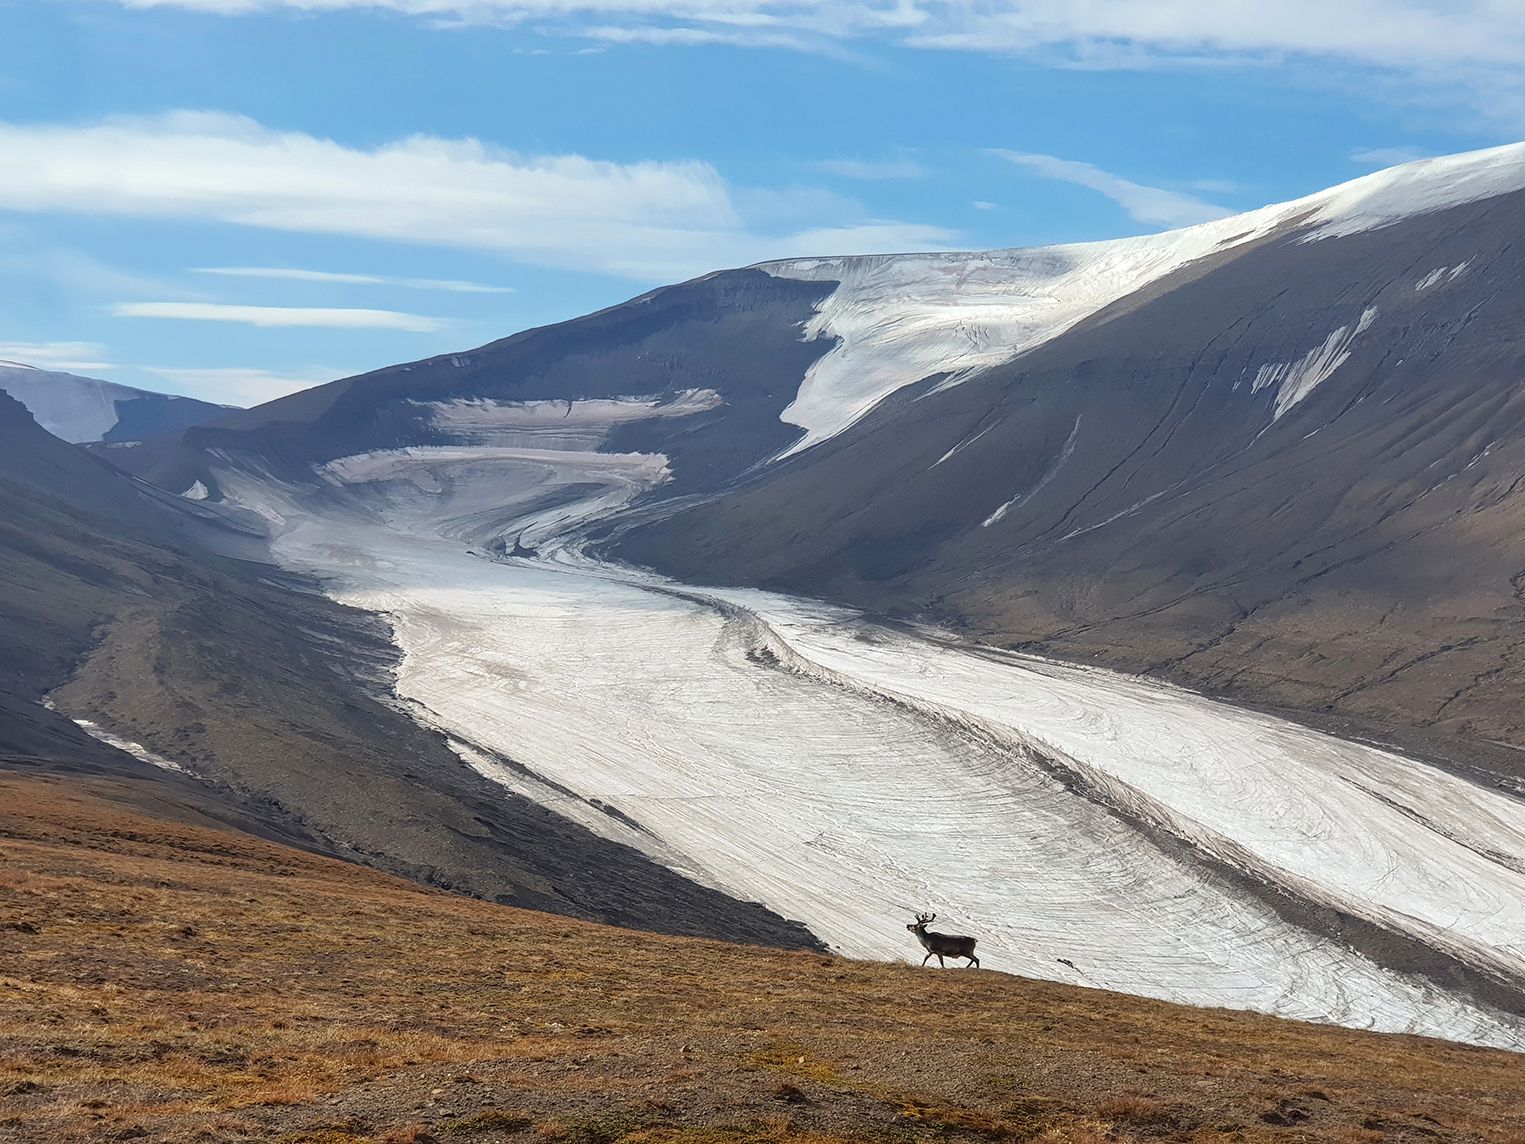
757,142,1525,455
0,361,234,444
0,363,146,444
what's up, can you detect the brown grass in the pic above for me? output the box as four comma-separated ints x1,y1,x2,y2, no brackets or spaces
2,771,1523,1143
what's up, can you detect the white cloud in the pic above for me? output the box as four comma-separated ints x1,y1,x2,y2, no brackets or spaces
895,1,1525,65
0,341,115,373
1350,146,1432,167
988,149,1233,227
112,1,1525,126
194,266,514,292
107,1,1525,69
0,112,950,281
814,157,928,180
111,301,447,331
971,200,997,210
142,365,335,405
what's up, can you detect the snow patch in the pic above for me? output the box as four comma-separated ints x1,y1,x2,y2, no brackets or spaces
1248,307,1378,419
931,423,995,468
1416,260,1472,291
981,415,1082,527
182,480,210,501
70,716,194,775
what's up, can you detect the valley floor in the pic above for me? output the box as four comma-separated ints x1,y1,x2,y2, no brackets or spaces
3,771,1525,1144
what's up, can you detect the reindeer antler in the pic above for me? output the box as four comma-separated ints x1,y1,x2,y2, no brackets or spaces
915,911,936,923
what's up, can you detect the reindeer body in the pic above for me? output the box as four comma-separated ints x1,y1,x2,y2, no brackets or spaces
906,913,979,968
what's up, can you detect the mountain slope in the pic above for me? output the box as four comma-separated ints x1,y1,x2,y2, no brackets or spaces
7,770,1525,1143
0,360,231,444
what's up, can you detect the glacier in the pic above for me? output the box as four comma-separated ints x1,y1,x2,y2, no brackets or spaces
208,439,1525,1051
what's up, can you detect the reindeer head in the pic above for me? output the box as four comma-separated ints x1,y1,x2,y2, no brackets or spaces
906,912,936,934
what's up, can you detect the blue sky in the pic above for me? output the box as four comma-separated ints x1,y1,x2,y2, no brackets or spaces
1,1,1522,406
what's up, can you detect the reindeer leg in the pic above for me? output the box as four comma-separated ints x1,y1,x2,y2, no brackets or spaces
921,952,932,967
968,955,980,969
937,954,946,967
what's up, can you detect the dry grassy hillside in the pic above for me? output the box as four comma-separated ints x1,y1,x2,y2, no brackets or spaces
2,771,1521,1144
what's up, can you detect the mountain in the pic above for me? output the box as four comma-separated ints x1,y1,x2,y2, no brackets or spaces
78,143,1525,1044
624,144,1525,767
0,390,818,948
115,143,1525,766
0,359,232,444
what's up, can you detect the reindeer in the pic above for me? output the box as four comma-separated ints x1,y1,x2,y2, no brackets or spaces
906,912,979,968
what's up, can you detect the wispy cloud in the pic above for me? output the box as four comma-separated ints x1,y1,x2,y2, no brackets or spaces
1189,177,1241,194
194,266,514,293
576,24,820,52
0,112,952,280
111,2,1525,125
142,365,336,405
987,149,1233,227
111,301,446,331
0,341,115,373
814,157,928,180
1350,146,1432,167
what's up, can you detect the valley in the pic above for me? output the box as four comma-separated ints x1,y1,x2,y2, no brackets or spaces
181,437,1525,1049
8,144,1525,1133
